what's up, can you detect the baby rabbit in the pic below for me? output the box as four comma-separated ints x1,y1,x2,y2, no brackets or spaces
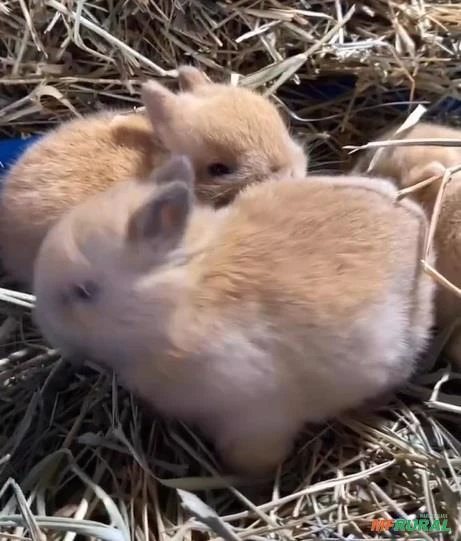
33,156,434,476
353,121,461,366
0,65,306,287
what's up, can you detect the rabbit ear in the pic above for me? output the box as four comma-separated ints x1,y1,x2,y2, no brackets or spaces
178,65,211,91
141,80,177,125
407,161,446,185
151,155,195,187
127,180,192,247
290,140,309,177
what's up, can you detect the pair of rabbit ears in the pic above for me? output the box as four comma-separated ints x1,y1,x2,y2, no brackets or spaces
127,155,195,247
141,66,211,123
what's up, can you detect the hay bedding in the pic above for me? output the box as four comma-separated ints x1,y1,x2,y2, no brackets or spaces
0,0,461,539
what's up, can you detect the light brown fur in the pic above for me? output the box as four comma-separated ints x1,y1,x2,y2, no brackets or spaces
353,121,461,366
33,156,434,475
0,66,307,287
0,111,165,287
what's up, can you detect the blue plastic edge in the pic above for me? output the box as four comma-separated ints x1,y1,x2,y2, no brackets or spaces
0,136,42,177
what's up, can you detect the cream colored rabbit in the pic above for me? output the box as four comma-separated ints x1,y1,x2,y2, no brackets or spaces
33,156,434,475
353,121,461,367
0,65,307,287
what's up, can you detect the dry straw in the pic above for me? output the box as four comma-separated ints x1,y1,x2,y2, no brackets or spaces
1,0,461,539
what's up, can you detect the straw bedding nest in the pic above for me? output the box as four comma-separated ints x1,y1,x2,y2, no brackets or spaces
1,1,461,539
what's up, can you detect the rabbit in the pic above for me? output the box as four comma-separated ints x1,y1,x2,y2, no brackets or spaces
0,65,307,288
32,155,435,476
353,120,461,367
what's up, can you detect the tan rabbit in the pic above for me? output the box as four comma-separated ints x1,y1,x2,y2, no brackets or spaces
0,66,307,287
353,121,461,366
33,155,434,475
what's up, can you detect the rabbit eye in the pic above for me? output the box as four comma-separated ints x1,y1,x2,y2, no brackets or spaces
208,163,232,177
71,281,99,302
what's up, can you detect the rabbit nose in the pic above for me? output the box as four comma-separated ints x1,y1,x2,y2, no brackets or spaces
62,351,86,367
58,343,88,367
